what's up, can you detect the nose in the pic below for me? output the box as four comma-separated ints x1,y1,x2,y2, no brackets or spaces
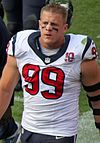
46,23,52,31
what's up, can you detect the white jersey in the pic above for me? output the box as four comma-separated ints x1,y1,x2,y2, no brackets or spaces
8,30,98,137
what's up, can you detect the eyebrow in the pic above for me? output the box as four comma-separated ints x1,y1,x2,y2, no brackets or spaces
42,21,59,27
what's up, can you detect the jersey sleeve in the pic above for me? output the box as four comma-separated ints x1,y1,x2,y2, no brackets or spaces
7,30,36,58
82,36,98,60
7,34,17,57
7,32,26,57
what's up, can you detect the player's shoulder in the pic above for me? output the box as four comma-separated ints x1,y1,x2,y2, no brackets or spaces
65,33,98,60
66,33,94,49
66,33,89,42
10,29,39,47
16,29,37,40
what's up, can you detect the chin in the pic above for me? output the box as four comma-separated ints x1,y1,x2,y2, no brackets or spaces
44,39,53,44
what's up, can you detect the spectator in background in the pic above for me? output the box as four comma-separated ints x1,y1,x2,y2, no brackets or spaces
2,0,51,35
0,0,4,19
0,16,20,143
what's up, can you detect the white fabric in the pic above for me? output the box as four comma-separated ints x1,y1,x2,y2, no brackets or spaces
8,30,97,137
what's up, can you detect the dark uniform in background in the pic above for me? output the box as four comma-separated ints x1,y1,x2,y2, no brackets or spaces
2,0,47,35
0,16,19,141
0,0,4,19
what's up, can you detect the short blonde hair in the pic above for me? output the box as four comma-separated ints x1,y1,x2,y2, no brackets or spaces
40,3,68,24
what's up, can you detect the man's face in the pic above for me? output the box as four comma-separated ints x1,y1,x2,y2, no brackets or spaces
39,11,68,48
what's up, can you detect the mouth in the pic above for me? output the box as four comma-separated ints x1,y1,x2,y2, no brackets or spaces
45,33,52,38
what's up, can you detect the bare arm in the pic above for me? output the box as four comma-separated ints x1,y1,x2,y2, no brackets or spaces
0,55,20,118
81,59,100,131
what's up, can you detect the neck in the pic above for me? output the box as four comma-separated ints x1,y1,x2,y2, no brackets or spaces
39,37,65,49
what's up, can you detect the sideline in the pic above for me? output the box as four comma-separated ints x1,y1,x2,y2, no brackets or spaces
14,96,23,102
77,111,100,143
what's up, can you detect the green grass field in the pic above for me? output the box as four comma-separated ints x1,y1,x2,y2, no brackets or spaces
1,0,100,142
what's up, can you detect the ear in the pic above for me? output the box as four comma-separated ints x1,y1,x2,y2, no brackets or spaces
39,20,41,30
64,23,69,32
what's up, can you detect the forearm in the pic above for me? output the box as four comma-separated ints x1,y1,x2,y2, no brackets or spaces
0,56,20,119
0,87,13,119
83,83,100,130
81,60,100,131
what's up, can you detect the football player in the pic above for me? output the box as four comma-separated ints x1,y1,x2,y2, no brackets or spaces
0,2,100,143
